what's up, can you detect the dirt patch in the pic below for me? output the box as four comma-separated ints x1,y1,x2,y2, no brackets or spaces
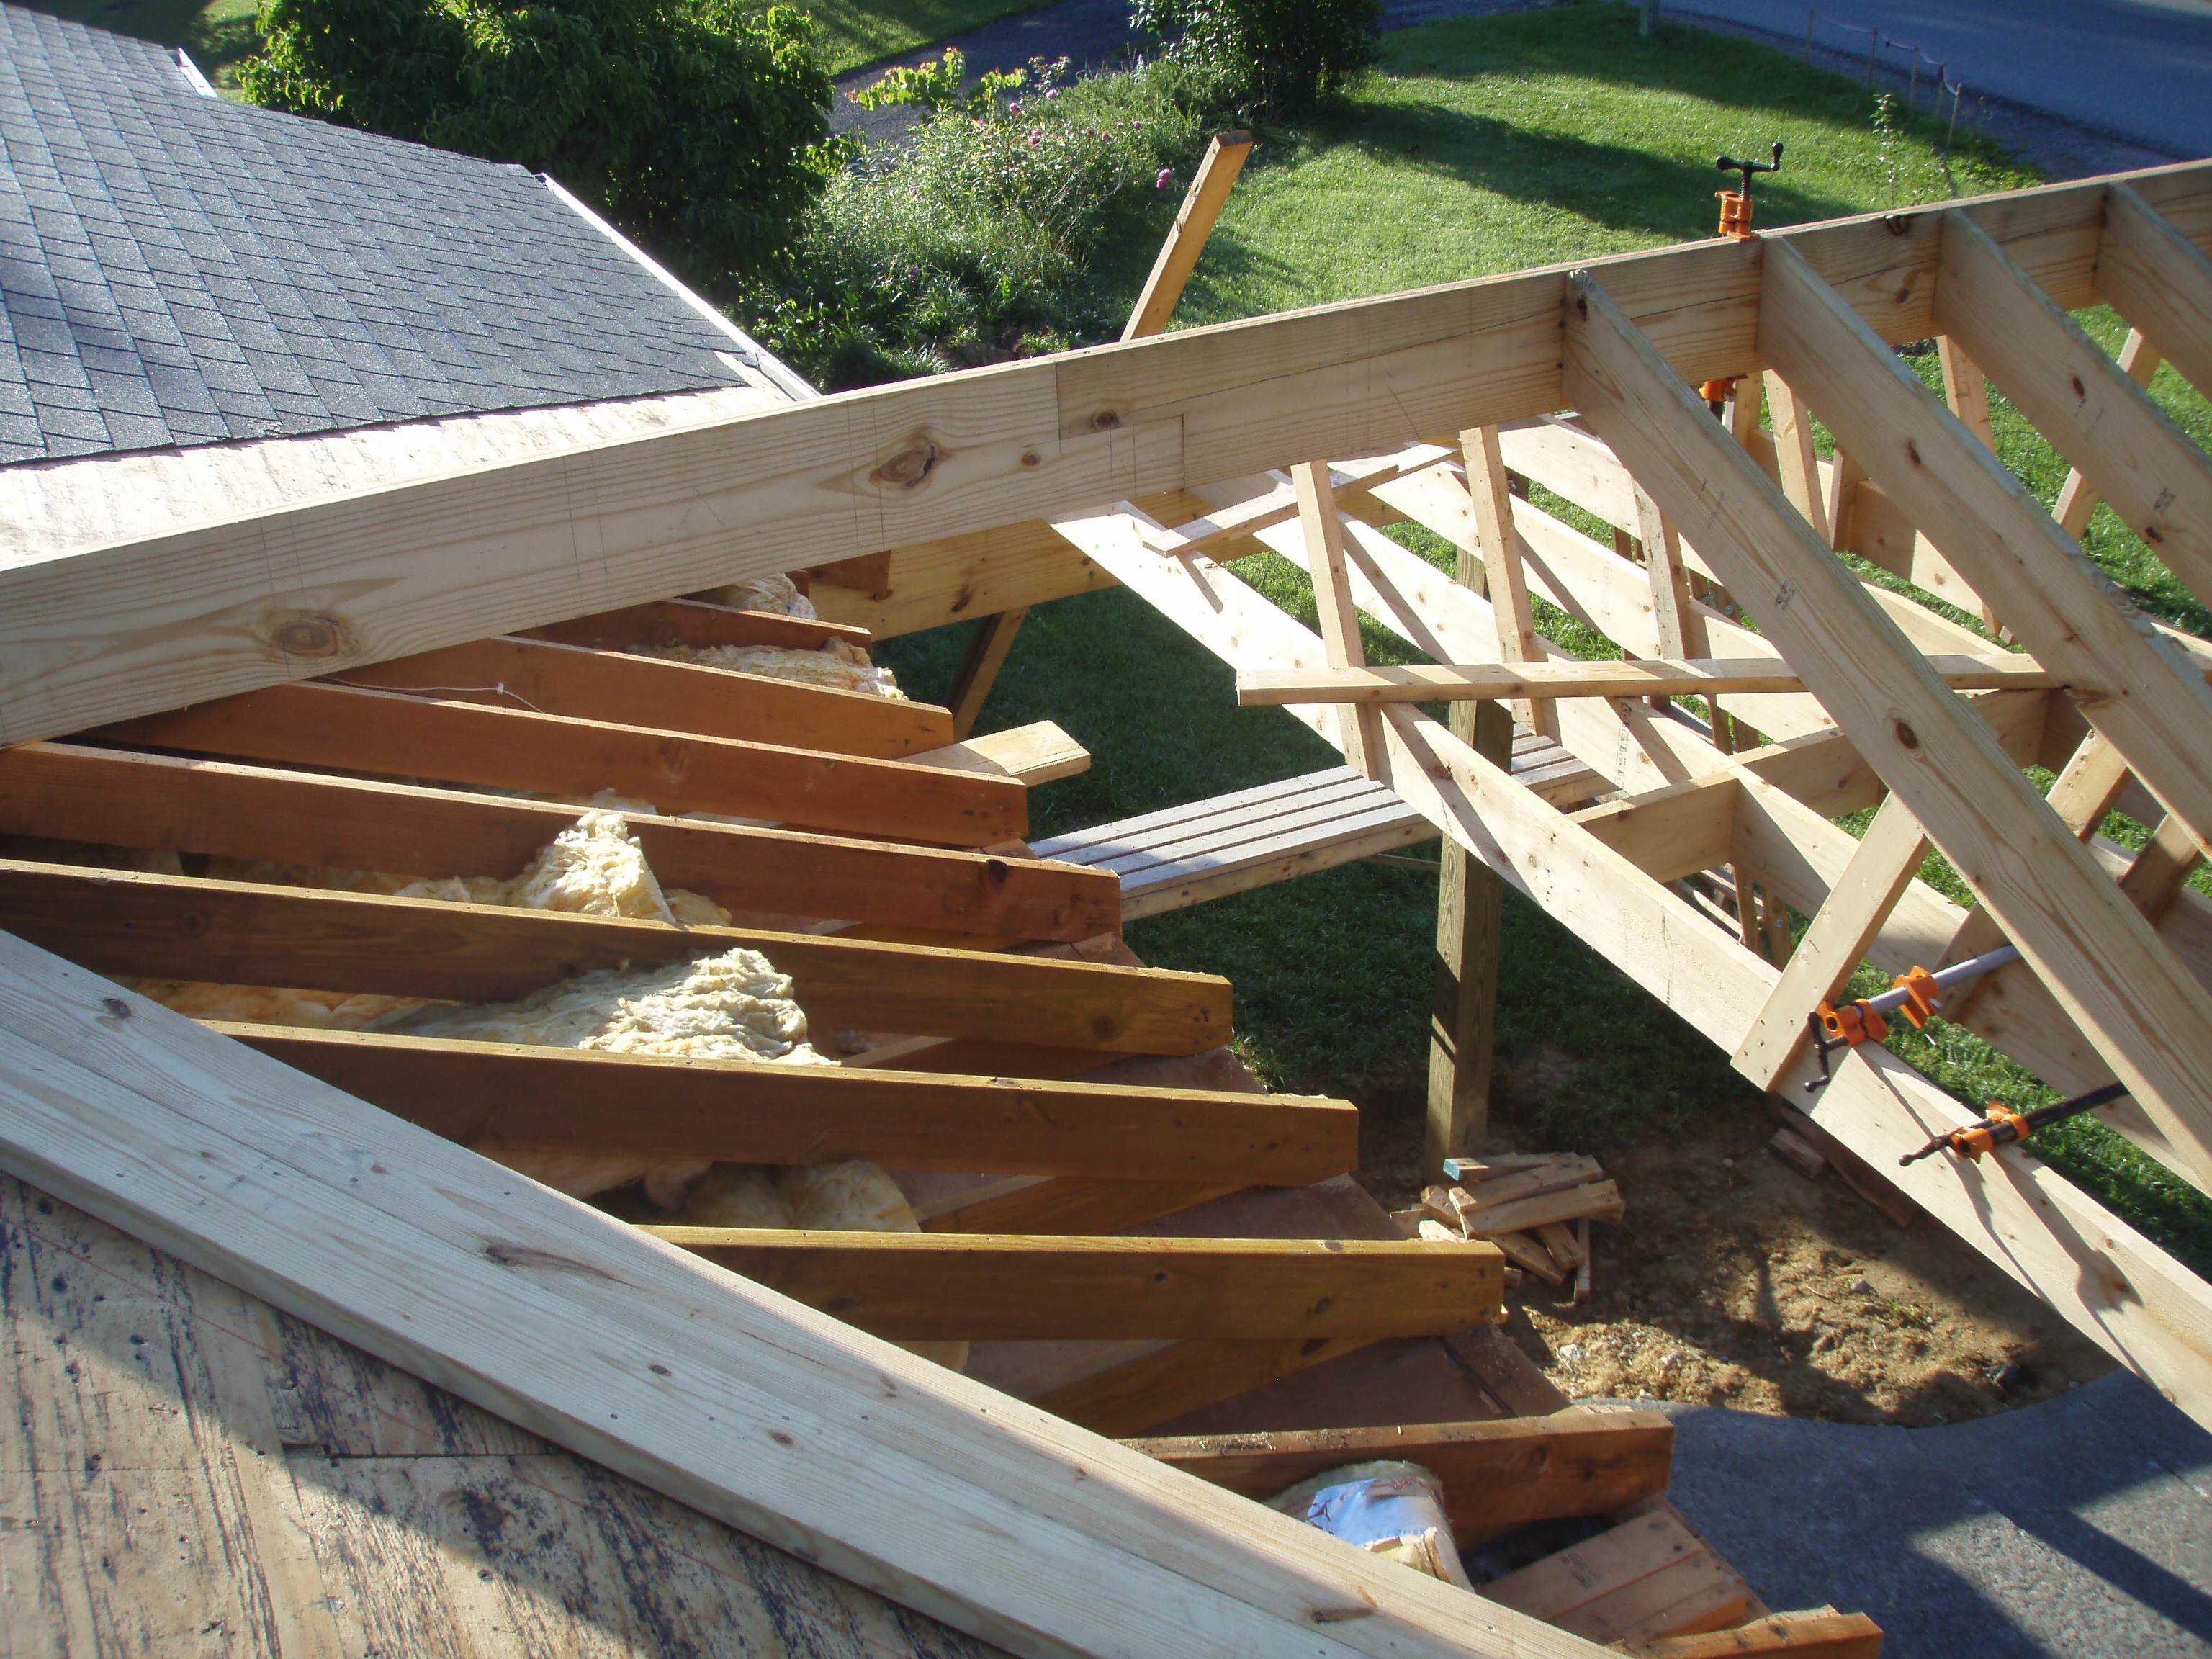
1349,1047,2117,1429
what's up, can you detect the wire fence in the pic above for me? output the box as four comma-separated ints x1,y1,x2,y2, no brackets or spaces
1802,7,1971,152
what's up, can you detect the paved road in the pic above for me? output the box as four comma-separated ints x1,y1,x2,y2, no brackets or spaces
1676,0,2212,159
1655,1371,2212,1657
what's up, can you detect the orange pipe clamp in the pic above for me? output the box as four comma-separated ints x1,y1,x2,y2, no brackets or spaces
1816,998,1889,1048
1892,965,1944,1029
1950,1104,2032,1162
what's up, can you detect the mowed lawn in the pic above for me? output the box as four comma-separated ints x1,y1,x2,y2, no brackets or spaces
880,3,2212,1269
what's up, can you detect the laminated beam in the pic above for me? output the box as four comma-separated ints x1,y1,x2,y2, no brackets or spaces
1566,260,2212,1184
94,680,1029,848
0,931,1608,1659
12,165,2212,751
1936,210,2212,608
217,1024,1357,1186
0,861,1227,1055
649,1229,1503,1341
336,635,955,758
2099,182,2212,402
1127,1411,1676,1534
0,743,1112,943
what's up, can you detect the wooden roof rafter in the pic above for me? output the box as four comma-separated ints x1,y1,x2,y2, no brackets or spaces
8,157,2212,1655
1049,165,2212,1431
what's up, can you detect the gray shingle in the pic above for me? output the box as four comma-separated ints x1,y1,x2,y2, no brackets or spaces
0,0,770,464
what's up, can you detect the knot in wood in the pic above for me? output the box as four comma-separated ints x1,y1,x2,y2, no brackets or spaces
261,609,355,660
871,442,940,492
1893,719,1920,751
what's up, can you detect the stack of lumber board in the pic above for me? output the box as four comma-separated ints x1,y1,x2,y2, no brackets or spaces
1392,1154,1620,1298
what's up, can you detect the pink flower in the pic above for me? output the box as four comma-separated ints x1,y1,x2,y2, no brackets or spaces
1155,167,1172,189
1028,130,1041,146
1045,87,1059,99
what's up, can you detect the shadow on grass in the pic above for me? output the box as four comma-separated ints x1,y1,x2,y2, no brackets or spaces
1283,96,1861,243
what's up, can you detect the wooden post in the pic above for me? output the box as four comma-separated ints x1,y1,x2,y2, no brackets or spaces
1120,131,1254,344
947,606,1029,740
1427,499,1514,1177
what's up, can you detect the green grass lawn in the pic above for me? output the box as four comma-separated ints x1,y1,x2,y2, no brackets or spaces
880,1,2212,1271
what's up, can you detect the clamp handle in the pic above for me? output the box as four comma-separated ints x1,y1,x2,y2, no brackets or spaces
1716,141,1784,199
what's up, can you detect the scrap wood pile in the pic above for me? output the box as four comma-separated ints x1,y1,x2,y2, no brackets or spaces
1393,1153,1621,1300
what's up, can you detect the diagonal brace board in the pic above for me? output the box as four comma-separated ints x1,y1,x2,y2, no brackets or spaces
0,930,1610,1659
1561,264,2212,1184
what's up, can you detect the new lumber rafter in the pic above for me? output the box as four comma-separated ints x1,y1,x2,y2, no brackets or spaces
0,932,1610,1659
649,1228,1505,1340
522,595,874,654
1933,210,2212,608
336,635,956,759
12,162,2212,749
1086,463,2212,1426
218,1023,1358,1186
1755,234,2212,857
92,679,1030,848
0,742,1114,943
0,860,1228,1056
1575,254,2212,1176
2095,182,2212,430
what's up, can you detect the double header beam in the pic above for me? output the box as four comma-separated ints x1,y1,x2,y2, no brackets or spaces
9,163,2211,746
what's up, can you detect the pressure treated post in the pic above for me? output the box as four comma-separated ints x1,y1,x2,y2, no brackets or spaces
1427,511,1514,1177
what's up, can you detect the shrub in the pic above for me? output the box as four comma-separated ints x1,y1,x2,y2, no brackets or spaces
240,0,842,277
1132,0,1380,115
739,55,1211,387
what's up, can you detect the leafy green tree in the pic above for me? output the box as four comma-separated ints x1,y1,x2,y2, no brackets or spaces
241,0,840,276
1132,0,1380,115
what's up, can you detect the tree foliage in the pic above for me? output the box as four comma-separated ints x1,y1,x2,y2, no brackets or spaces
240,0,840,275
1132,0,1380,115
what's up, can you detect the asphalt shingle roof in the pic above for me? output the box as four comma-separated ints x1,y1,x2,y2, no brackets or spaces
0,4,757,464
